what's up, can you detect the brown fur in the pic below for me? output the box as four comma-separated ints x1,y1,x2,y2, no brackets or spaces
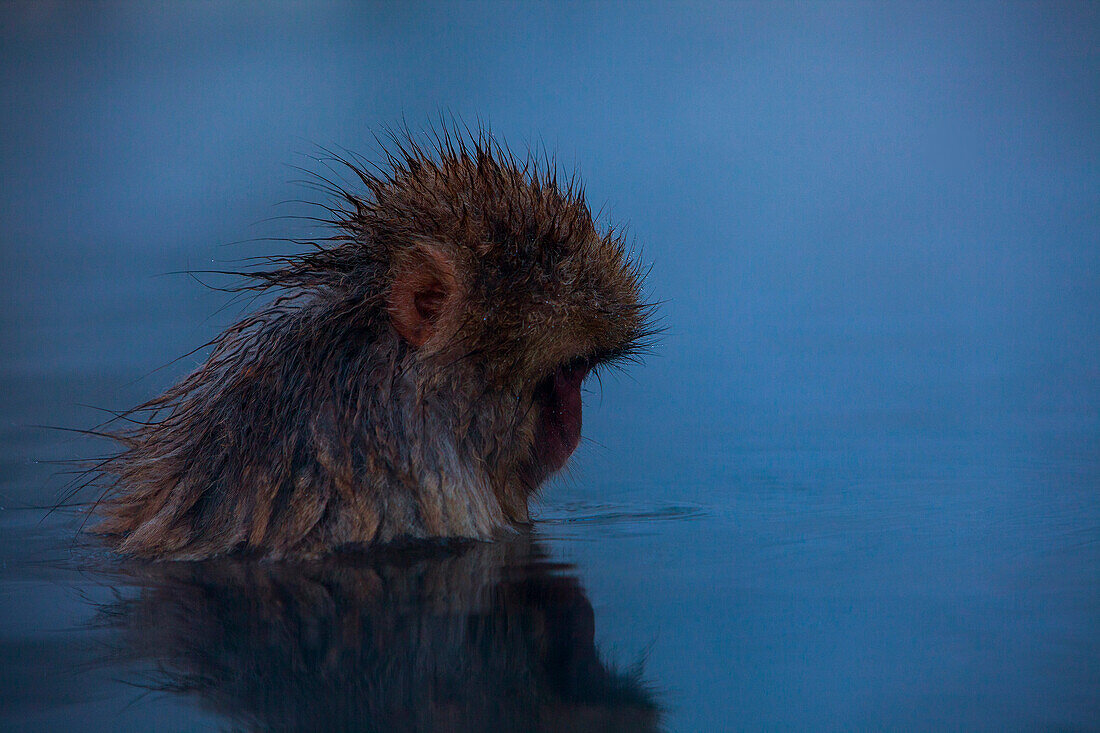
89,127,655,560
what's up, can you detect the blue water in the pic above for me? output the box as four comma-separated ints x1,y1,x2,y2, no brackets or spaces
2,3,1097,731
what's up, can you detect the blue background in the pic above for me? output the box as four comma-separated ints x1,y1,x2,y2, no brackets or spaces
1,3,1097,730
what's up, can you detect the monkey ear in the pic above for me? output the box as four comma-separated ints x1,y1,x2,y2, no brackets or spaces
387,245,459,348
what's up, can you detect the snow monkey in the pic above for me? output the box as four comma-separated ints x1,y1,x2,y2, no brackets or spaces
91,128,655,560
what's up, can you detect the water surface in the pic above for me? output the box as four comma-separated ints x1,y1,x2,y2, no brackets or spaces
2,2,1097,731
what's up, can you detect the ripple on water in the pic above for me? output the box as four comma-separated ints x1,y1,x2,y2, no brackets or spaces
534,501,708,528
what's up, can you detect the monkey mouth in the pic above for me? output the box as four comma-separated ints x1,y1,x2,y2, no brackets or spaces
531,359,590,481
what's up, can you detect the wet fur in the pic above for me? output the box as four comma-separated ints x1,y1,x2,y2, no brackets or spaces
90,127,656,560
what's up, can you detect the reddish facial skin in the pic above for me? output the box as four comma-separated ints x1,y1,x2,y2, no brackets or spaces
532,362,590,482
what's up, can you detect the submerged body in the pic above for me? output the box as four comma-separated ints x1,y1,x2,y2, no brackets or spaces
92,131,653,560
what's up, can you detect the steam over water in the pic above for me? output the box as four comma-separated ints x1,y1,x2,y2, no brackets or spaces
1,3,1097,730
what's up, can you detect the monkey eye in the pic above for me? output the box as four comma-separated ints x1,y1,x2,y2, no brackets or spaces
561,350,614,382
581,347,625,369
555,343,642,387
563,354,596,375
573,343,648,379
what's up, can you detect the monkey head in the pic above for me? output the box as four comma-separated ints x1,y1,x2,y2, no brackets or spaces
371,141,653,497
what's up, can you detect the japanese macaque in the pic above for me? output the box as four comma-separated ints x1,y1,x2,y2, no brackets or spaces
91,129,655,560
102,536,661,731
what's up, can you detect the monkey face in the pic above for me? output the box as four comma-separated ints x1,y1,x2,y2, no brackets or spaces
470,231,652,485
530,357,590,481
385,225,651,490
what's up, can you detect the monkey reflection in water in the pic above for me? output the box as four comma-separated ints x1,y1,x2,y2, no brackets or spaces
100,535,661,732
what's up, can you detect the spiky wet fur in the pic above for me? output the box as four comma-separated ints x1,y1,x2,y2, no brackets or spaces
91,128,655,560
